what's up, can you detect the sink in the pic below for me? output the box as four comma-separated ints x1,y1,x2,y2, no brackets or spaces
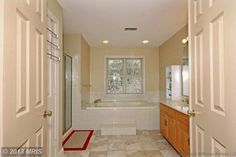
182,106,189,112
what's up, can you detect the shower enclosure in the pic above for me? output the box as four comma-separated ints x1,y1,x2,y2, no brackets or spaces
63,55,72,134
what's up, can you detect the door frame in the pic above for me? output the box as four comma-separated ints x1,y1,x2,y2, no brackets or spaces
0,0,4,149
187,0,194,154
47,10,61,156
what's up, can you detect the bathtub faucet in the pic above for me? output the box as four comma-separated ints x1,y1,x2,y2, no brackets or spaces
94,99,102,104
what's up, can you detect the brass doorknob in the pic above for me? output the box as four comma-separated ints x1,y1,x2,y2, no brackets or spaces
43,110,52,118
187,110,200,117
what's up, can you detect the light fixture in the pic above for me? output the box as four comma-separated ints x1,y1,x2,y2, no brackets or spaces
102,40,109,44
142,40,149,44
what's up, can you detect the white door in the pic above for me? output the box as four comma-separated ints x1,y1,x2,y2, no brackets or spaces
189,0,236,156
2,0,49,156
47,55,59,157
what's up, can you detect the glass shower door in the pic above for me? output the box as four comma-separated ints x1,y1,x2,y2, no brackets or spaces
63,55,72,134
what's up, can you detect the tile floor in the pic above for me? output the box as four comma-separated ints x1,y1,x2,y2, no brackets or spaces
64,130,180,157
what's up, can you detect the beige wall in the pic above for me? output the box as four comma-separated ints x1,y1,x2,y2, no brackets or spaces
64,34,81,55
80,36,90,105
0,0,4,147
90,47,159,100
159,25,188,100
47,0,64,152
63,34,81,114
64,34,91,107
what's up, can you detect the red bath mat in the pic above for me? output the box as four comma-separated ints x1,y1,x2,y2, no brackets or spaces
63,130,94,151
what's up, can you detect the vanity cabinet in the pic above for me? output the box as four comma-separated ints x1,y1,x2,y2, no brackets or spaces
160,103,189,157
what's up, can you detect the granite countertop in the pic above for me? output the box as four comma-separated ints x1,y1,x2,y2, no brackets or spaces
160,100,189,116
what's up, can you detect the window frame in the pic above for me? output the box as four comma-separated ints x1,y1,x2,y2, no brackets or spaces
105,56,145,95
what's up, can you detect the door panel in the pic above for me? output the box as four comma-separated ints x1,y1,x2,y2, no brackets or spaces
167,116,176,147
15,10,30,118
194,30,204,107
189,0,236,155
209,13,225,116
160,112,168,138
176,112,190,157
3,0,47,156
195,125,204,156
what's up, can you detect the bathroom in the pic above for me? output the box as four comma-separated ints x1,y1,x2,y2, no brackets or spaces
62,5,189,155
2,0,235,157
61,24,189,156
61,0,189,155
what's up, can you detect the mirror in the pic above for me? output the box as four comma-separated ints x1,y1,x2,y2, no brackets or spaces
182,41,189,97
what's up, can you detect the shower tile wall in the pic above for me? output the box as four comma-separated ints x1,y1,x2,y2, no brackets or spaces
90,91,160,103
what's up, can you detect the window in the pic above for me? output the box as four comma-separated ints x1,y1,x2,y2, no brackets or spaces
106,58,143,94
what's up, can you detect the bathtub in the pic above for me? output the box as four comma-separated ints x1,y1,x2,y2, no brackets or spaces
74,101,160,130
86,101,158,110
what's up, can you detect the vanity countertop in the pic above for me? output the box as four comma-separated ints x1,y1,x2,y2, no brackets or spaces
160,100,189,116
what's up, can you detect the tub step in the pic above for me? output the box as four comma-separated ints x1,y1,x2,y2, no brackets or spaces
101,122,136,136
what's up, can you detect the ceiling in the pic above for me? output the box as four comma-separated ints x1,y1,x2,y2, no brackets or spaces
58,0,188,48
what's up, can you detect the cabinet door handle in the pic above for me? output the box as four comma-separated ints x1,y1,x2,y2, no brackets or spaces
164,120,167,126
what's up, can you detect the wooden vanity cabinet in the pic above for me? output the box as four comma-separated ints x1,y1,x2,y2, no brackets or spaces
160,103,189,157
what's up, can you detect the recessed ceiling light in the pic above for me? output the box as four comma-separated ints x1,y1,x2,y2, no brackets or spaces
142,40,149,44
102,40,109,44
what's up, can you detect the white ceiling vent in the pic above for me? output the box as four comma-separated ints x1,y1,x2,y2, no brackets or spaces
124,28,138,31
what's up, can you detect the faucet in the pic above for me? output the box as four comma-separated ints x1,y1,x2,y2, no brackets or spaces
182,96,189,104
94,99,102,104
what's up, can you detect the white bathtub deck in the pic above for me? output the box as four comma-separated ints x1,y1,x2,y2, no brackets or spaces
73,102,160,130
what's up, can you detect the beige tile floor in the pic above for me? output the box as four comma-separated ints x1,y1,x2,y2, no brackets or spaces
64,130,180,157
